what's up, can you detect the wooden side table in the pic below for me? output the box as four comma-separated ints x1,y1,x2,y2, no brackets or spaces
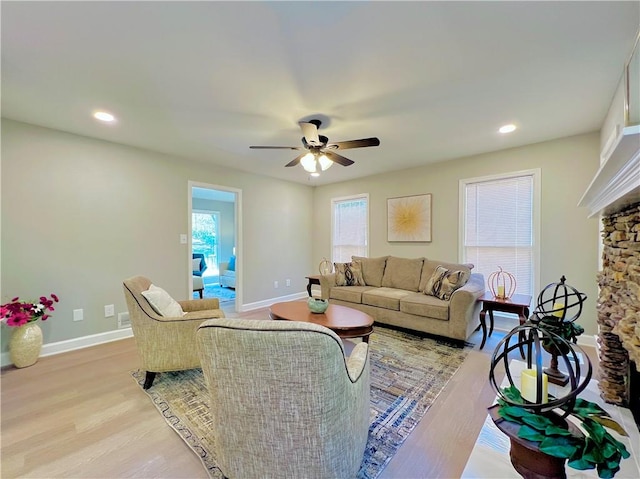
478,292,532,350
305,275,321,297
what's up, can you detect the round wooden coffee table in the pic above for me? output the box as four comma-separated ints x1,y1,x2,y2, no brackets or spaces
269,301,374,342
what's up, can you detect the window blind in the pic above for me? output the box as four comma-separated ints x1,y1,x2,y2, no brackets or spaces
332,195,368,264
463,174,534,296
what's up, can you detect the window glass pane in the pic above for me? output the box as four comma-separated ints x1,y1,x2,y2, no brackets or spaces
463,174,534,296
332,196,368,263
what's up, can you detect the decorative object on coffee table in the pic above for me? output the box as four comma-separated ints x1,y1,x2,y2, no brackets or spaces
488,318,630,479
307,297,329,313
530,276,587,386
488,266,516,299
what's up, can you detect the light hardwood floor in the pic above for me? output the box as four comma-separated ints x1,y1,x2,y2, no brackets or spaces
0,307,597,479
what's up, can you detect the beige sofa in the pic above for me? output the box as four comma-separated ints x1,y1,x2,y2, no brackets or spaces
320,256,485,342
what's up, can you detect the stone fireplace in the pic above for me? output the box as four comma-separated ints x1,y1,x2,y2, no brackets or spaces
596,204,640,413
579,30,640,423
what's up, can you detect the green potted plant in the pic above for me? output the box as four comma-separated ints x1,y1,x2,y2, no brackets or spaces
493,385,629,479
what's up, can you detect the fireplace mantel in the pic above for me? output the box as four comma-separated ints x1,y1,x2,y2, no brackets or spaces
579,124,640,218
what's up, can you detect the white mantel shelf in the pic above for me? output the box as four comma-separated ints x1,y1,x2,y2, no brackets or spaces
579,124,640,218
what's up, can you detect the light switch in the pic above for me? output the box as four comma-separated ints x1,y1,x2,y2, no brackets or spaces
180,234,187,244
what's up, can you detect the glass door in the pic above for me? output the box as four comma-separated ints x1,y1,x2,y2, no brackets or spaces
192,210,220,281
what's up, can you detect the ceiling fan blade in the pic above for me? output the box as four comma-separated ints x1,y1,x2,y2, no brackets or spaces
327,137,380,150
250,146,302,150
299,122,321,146
323,150,354,167
285,152,307,167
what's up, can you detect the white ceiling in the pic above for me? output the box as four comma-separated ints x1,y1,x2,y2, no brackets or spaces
2,1,639,186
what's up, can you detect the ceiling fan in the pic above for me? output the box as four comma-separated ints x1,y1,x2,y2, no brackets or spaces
249,119,380,175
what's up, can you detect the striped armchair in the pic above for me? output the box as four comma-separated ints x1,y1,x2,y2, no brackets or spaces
123,276,225,389
196,318,370,479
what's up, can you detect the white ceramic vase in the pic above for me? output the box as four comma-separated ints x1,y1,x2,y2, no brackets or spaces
9,322,43,368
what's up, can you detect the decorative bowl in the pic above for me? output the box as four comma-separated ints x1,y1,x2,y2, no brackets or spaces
307,297,329,314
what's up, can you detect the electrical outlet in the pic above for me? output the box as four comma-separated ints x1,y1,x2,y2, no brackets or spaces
104,304,115,317
286,279,291,287
73,309,84,321
274,280,279,289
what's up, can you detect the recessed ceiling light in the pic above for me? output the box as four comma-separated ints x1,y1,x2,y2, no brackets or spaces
310,172,320,177
499,124,517,134
93,111,116,123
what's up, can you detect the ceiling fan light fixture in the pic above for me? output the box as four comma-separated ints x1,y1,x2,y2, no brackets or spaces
300,152,317,173
318,154,333,171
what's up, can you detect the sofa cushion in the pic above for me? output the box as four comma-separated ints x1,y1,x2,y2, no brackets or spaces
362,287,411,311
351,256,388,287
381,256,424,292
419,259,472,292
400,292,449,320
424,265,471,300
227,255,236,271
141,284,185,317
334,262,366,286
329,286,375,303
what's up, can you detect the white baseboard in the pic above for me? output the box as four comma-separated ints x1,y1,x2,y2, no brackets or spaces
1,327,133,367
239,291,308,312
1,292,311,367
490,313,598,349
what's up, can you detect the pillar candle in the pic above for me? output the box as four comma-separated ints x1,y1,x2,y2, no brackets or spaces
553,302,565,318
521,369,548,403
497,285,505,298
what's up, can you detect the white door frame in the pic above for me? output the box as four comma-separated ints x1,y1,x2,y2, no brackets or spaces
188,181,242,311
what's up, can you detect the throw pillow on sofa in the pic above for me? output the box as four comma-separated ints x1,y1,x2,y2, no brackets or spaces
425,265,470,300
334,262,366,286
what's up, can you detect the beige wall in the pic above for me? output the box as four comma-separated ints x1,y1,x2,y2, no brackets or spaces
312,132,602,336
1,119,314,352
1,118,603,354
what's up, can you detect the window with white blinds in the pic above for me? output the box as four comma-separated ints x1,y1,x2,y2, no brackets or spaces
460,170,540,296
331,194,369,264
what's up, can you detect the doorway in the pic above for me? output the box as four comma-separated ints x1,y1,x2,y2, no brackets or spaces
189,182,241,310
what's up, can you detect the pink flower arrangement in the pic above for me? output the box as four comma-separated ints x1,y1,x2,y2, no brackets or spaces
1,294,59,327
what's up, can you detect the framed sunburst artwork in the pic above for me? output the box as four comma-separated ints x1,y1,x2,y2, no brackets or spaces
387,194,432,242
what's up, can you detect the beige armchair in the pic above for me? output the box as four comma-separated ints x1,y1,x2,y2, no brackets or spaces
123,276,225,389
196,318,370,479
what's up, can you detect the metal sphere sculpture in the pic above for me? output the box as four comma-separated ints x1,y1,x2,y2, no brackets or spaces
489,323,592,415
530,275,587,385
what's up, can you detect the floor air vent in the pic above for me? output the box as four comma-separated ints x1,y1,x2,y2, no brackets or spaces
117,312,131,329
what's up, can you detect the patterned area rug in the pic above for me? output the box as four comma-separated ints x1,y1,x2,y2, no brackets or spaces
131,326,470,478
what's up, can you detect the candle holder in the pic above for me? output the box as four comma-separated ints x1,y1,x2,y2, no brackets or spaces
488,266,516,299
530,276,587,386
318,257,333,275
487,322,629,479
489,323,591,414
